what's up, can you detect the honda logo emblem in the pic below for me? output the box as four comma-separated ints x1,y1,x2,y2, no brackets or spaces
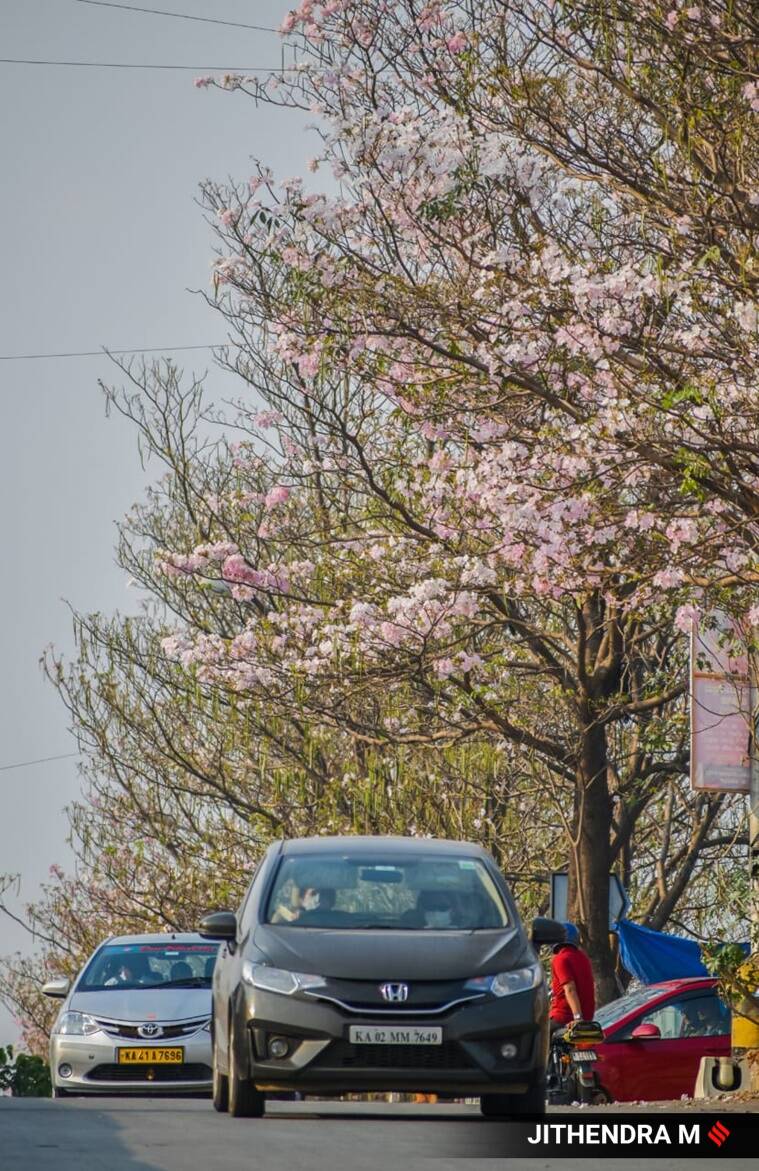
379,982,409,1003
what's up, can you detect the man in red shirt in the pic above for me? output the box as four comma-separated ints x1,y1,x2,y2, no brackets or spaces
550,922,596,1030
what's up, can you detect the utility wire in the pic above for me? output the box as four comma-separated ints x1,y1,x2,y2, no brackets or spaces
0,344,227,361
0,58,294,71
0,752,79,773
73,0,281,34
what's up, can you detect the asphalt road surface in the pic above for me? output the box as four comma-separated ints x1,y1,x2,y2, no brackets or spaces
2,1098,757,1170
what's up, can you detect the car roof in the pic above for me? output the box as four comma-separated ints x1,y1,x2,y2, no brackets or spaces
647,976,717,990
279,835,491,858
103,932,212,947
603,976,718,1021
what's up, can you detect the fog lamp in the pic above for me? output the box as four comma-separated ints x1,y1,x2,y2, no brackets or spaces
268,1036,290,1059
500,1042,518,1059
58,1063,73,1078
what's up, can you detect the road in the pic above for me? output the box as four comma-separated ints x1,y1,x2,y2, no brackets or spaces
1,1098,757,1170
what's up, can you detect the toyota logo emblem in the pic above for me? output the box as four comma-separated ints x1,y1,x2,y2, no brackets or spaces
138,1023,163,1039
379,982,409,1003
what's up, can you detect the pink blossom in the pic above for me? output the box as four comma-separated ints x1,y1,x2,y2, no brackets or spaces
379,621,407,647
735,301,757,332
446,31,468,54
297,351,321,378
674,604,700,633
264,485,291,509
653,568,684,588
253,411,284,428
665,517,699,550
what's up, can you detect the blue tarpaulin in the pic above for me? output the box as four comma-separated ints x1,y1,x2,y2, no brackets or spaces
615,918,750,984
616,919,709,983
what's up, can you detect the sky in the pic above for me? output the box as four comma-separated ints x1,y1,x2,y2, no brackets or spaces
0,0,311,1042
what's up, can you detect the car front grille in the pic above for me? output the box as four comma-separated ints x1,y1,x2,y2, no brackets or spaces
96,1019,207,1040
86,1063,212,1082
311,1040,476,1071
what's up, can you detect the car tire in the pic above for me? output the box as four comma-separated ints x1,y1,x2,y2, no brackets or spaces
212,1030,229,1113
52,1086,69,1099
228,1017,265,1119
480,1082,546,1119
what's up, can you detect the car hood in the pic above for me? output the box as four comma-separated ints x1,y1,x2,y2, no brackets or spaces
252,924,527,980
69,988,211,1022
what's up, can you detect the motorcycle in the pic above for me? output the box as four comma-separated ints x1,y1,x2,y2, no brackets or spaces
547,1019,609,1105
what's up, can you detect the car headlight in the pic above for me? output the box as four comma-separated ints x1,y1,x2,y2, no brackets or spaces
242,961,325,996
465,965,543,997
55,1011,101,1036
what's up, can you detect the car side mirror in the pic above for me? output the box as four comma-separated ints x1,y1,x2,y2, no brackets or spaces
531,917,566,947
630,1023,661,1040
42,976,70,999
199,910,238,941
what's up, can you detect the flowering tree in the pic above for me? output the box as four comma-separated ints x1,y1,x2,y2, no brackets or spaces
153,2,756,996
0,359,743,1037
5,2,756,1022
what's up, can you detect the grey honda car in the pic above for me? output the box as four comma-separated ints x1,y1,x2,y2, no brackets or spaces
45,933,219,1095
200,836,564,1118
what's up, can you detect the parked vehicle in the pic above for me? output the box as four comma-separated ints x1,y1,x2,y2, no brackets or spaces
592,977,731,1101
547,1019,607,1105
200,835,565,1119
44,933,219,1096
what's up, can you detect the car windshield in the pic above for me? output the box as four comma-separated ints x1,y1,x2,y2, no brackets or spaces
593,984,674,1028
264,853,510,930
78,942,219,991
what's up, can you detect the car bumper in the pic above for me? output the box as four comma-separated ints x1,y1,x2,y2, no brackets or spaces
238,984,549,1095
49,1031,212,1094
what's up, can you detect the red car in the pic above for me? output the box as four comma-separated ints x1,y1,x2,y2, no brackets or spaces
592,977,731,1101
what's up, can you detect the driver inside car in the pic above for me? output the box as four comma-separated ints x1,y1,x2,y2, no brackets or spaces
415,889,460,929
271,883,336,923
105,960,138,987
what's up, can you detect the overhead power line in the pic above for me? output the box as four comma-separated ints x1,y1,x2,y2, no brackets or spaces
0,344,227,361
0,58,293,71
73,0,281,34
0,751,79,774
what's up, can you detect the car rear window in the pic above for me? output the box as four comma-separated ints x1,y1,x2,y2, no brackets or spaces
78,942,219,991
264,853,510,930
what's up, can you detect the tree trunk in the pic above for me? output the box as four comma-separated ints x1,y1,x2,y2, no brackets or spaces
568,719,618,1006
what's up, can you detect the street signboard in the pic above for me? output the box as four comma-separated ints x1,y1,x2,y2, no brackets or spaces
549,872,630,929
690,614,753,794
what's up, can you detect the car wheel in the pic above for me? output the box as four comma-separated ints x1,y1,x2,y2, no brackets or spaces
481,1082,546,1119
228,1016,265,1119
52,1086,69,1099
212,1029,229,1113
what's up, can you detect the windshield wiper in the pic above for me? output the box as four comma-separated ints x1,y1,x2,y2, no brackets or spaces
342,923,409,930
160,977,211,988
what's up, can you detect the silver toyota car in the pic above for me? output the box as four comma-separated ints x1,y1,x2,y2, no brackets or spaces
44,933,218,1096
